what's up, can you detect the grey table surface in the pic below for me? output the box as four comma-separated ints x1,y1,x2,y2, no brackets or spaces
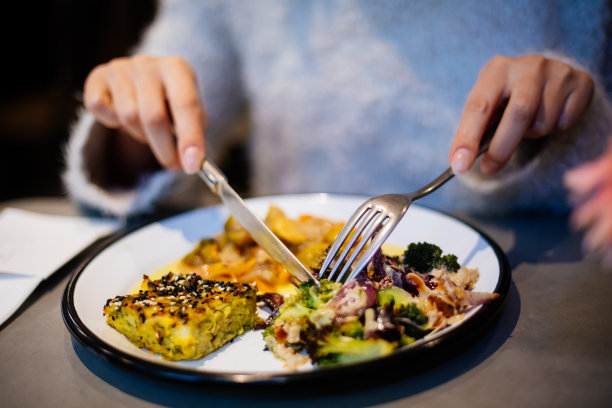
1,197,611,408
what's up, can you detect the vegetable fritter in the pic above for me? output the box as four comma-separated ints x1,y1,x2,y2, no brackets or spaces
104,272,260,361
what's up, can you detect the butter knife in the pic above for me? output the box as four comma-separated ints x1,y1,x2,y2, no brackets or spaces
198,160,319,285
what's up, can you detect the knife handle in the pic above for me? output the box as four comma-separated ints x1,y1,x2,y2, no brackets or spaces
199,160,227,195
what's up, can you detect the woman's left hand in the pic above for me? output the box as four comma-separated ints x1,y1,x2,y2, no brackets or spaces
450,55,594,175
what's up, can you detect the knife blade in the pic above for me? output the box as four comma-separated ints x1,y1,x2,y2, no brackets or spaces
198,160,319,285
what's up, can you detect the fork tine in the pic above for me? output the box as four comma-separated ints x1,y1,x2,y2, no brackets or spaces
319,203,371,277
325,205,381,280
343,216,400,282
333,211,389,282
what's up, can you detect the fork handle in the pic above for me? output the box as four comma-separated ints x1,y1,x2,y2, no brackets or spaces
477,99,506,156
411,102,505,201
410,167,455,200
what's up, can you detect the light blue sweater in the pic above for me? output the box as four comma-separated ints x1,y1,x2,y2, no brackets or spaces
64,0,612,216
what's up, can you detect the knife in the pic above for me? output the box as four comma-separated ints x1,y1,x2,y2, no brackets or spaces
198,159,319,285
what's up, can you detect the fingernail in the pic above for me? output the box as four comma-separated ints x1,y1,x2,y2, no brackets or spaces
182,146,203,174
451,148,474,174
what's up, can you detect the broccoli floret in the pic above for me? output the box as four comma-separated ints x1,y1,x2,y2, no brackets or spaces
402,242,442,272
396,302,430,339
438,254,460,272
314,335,395,366
262,325,275,337
299,279,340,309
338,319,364,338
377,287,430,340
402,242,460,272
397,303,428,326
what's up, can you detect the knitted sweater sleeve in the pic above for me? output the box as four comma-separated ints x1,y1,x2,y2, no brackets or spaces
63,0,244,216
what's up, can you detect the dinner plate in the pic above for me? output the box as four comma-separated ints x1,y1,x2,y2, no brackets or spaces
62,193,511,384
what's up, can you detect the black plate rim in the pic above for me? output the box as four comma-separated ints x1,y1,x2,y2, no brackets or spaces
61,193,512,385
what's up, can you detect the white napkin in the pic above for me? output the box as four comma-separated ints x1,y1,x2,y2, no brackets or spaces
0,208,118,326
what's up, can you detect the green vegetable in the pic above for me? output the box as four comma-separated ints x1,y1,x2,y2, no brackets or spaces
377,286,430,339
396,302,428,325
315,335,395,365
337,318,364,338
377,285,414,312
402,242,460,272
438,254,460,272
299,279,340,309
377,286,429,325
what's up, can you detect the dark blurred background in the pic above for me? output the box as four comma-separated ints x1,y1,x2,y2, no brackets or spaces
0,0,157,202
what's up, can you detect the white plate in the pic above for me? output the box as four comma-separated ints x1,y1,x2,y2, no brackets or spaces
62,193,510,384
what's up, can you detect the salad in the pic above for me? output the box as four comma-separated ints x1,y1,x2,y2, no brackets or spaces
262,242,499,369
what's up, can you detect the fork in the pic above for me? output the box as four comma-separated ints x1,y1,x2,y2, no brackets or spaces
319,112,503,284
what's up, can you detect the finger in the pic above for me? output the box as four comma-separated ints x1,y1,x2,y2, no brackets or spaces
132,58,180,169
601,248,612,268
570,184,612,231
83,65,121,128
557,72,594,130
161,57,207,173
481,72,544,174
450,58,508,174
582,197,612,253
564,154,612,199
106,58,147,143
529,68,571,136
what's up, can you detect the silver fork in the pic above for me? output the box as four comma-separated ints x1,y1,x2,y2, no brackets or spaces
320,112,502,284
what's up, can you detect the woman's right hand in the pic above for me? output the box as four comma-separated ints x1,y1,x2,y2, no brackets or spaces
83,55,207,174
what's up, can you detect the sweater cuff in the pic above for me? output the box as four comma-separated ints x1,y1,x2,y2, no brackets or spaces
62,110,181,217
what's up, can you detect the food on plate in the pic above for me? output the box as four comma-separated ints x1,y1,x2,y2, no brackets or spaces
262,242,499,369
175,206,343,293
103,206,499,367
104,272,259,361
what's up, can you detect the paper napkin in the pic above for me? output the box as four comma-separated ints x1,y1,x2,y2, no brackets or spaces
0,208,118,326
